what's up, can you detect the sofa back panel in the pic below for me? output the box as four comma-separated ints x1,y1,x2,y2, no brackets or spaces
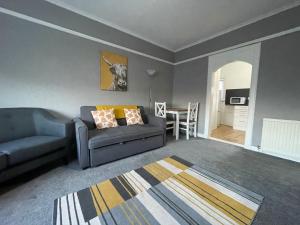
80,106,97,130
138,106,148,124
80,106,147,129
0,108,36,143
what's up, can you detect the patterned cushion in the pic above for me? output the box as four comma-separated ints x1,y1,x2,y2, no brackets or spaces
124,108,144,125
91,109,118,129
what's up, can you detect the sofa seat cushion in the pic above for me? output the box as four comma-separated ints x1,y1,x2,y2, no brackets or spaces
88,124,164,149
0,152,7,170
0,136,67,166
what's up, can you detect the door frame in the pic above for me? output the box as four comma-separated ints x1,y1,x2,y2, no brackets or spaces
203,43,261,149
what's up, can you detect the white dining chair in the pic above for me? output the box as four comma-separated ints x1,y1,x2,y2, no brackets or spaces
179,102,199,140
155,102,176,136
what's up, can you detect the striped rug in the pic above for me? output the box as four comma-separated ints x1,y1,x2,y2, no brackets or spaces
53,156,263,225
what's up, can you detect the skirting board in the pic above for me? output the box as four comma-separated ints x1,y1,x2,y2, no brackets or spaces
197,133,206,138
197,133,299,163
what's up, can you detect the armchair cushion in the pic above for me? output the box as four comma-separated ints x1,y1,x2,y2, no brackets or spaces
88,124,163,149
0,136,67,166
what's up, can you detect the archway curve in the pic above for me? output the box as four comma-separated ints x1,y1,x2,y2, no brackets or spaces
204,43,261,148
213,60,252,75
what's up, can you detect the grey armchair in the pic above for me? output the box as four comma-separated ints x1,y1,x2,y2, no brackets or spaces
0,108,73,183
75,106,166,169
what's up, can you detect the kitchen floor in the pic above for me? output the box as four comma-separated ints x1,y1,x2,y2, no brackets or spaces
211,124,245,144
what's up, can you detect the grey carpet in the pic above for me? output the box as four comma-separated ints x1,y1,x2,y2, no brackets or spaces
0,137,299,225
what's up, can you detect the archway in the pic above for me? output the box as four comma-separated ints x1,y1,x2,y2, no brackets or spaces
209,61,252,145
204,43,261,148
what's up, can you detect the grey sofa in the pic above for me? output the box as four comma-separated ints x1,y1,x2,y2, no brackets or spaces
75,106,166,169
0,108,73,183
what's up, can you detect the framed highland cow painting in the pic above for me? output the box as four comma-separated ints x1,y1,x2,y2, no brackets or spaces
100,51,128,91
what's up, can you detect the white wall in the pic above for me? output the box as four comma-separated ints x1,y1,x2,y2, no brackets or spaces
220,61,252,90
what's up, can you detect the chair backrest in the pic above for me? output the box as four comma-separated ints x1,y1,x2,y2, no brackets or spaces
155,102,166,118
187,102,199,122
0,108,46,143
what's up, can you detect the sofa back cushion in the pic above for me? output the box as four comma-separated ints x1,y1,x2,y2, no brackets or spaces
124,108,144,125
80,106,147,129
96,105,137,119
91,109,118,129
0,108,36,143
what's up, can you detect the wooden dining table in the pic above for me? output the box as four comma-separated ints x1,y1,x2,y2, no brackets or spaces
166,107,188,140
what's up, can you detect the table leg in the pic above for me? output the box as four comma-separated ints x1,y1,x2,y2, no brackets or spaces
176,112,179,140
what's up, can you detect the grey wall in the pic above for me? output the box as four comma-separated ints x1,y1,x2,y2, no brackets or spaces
172,5,300,145
173,31,300,145
175,6,300,62
1,2,300,147
252,32,300,146
0,0,174,62
172,58,208,134
0,13,173,118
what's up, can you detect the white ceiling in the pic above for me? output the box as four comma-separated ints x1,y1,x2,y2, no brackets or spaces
46,0,300,51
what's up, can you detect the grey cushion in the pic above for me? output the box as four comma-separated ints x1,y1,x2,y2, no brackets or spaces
88,124,164,149
0,136,67,166
0,152,7,170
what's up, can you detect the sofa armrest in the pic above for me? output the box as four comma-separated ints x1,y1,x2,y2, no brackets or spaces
34,110,73,138
146,114,166,145
146,114,166,129
74,118,90,169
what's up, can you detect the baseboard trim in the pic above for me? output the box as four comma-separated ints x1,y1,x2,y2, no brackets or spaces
197,133,206,138
260,149,300,163
244,145,259,151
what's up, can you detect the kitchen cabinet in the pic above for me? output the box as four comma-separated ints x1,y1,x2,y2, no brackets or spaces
233,106,248,131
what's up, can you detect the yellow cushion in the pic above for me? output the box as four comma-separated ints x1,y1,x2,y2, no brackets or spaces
96,105,137,119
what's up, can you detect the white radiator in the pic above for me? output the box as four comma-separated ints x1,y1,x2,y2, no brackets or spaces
261,118,300,162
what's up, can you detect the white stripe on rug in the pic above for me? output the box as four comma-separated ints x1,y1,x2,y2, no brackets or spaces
67,194,78,225
129,170,151,190
74,193,88,225
89,217,102,225
61,196,71,225
123,173,144,194
164,178,238,225
157,160,183,174
56,199,61,225
136,191,181,225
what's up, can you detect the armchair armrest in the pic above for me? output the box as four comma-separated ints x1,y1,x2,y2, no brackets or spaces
34,110,73,138
74,118,90,169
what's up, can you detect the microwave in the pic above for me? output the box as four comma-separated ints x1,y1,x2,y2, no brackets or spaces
230,97,246,105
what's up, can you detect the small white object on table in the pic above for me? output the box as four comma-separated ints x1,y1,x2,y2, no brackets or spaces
166,108,188,140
